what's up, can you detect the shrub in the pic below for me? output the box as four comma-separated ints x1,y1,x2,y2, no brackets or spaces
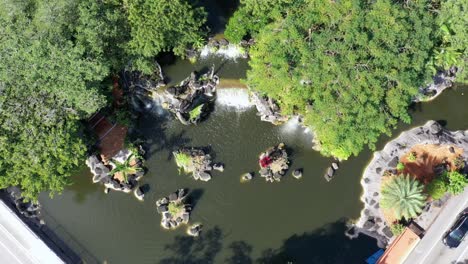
168,202,184,215
453,156,465,170
189,104,204,122
390,223,406,236
426,176,448,200
397,162,405,171
446,171,468,195
408,152,417,162
173,152,192,173
381,174,427,220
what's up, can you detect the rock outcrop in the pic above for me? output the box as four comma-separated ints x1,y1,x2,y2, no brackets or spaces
187,223,203,237
241,172,254,182
122,62,166,112
86,148,146,199
324,161,340,182
251,92,288,125
258,143,290,182
414,67,458,102
354,121,468,247
173,147,223,182
292,169,303,179
158,67,219,125
156,189,191,230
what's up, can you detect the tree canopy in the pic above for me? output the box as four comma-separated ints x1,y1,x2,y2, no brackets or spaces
243,0,438,159
126,0,207,73
0,0,208,199
0,0,108,200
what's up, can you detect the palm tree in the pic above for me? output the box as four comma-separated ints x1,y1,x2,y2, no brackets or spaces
380,174,427,220
110,154,141,183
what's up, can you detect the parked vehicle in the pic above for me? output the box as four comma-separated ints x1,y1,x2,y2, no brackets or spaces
443,211,468,248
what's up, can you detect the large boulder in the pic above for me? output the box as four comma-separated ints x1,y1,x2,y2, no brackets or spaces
199,172,212,182
292,169,303,179
134,187,144,201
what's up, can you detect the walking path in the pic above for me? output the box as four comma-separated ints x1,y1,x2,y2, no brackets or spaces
0,200,63,264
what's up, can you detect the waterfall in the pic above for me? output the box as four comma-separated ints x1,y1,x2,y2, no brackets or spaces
216,88,254,111
280,116,312,135
200,44,246,60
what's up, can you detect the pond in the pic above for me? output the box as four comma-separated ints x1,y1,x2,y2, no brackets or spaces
38,53,468,263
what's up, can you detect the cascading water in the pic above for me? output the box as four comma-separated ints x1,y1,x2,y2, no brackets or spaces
200,44,246,60
215,88,254,111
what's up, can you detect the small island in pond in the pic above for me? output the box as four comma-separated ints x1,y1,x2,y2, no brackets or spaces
258,143,290,182
158,68,219,125
87,148,146,200
173,147,224,182
156,189,197,233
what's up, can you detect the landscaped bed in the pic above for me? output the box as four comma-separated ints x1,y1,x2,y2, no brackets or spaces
354,121,468,247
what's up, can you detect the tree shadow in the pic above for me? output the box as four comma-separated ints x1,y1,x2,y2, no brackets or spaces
256,219,379,264
436,119,448,127
225,241,253,264
137,113,192,161
159,226,223,264
187,188,204,211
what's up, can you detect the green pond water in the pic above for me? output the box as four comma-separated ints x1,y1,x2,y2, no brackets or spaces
37,2,468,261
38,56,468,263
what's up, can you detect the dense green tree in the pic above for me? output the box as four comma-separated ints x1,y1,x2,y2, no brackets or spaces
0,0,108,200
426,175,448,200
380,175,427,220
435,0,468,82
74,0,130,72
0,93,87,201
224,0,297,43
445,171,468,195
126,0,207,73
245,0,436,159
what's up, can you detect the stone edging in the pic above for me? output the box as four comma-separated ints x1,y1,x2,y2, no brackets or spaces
354,120,468,247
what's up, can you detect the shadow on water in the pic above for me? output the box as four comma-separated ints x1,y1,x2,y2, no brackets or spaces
256,219,379,264
159,220,378,264
187,188,205,211
436,119,448,127
68,167,100,204
139,114,192,161
225,241,254,264
159,226,223,264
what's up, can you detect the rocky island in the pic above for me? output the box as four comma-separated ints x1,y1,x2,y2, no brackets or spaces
173,147,224,182
156,189,191,230
258,143,290,182
86,148,146,199
157,67,219,125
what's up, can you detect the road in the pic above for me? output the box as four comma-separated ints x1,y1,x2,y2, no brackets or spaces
404,187,468,264
0,200,63,264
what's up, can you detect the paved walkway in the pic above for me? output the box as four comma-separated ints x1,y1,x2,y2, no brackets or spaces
404,187,468,264
0,200,63,264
